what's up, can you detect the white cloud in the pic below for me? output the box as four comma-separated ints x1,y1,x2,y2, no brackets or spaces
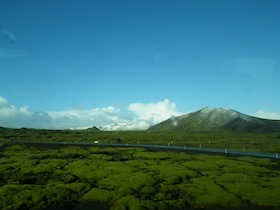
0,96,182,129
0,96,32,118
0,96,123,129
128,99,182,125
254,110,280,120
47,106,123,128
48,106,119,120
0,96,9,107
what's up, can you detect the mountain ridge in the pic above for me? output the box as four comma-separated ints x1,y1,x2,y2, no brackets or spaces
149,107,280,133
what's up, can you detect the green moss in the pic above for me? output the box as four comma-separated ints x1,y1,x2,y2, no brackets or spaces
0,185,42,209
156,184,185,201
53,182,91,194
139,186,157,197
1,142,280,209
223,182,280,206
164,200,187,209
0,184,76,210
183,160,219,172
221,161,272,175
3,145,27,152
81,188,114,203
146,164,198,184
103,162,137,174
133,151,172,160
113,195,159,210
159,184,177,193
261,176,280,188
237,156,271,167
185,177,242,208
53,146,90,159
64,159,99,181
97,172,157,192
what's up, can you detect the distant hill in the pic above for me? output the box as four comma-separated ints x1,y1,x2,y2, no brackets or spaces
148,107,280,133
86,126,100,131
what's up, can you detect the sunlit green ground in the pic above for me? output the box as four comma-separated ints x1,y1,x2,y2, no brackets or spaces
1,144,280,209
1,128,280,152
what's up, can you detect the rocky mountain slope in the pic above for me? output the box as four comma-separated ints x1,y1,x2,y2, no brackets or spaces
149,107,280,132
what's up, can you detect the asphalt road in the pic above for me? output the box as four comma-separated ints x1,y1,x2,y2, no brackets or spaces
0,139,279,160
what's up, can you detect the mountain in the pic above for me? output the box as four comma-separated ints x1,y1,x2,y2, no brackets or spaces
149,107,280,133
97,121,150,131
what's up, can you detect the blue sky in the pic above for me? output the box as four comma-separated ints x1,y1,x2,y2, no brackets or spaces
0,0,280,129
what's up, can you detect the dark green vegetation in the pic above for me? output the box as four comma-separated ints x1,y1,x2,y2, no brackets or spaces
149,107,280,133
1,127,280,152
1,144,280,210
1,127,280,209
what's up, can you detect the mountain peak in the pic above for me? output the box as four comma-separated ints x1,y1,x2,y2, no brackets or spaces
200,107,215,113
197,107,239,122
200,107,233,113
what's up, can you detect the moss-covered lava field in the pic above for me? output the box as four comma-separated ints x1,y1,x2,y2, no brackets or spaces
1,144,280,209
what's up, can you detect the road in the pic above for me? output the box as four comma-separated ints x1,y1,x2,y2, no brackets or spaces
0,139,279,160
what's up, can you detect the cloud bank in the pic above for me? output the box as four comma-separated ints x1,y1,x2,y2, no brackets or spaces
0,96,181,129
128,99,182,125
254,110,280,120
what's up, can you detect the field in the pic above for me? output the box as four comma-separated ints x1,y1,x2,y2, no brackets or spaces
1,127,280,152
1,128,280,209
